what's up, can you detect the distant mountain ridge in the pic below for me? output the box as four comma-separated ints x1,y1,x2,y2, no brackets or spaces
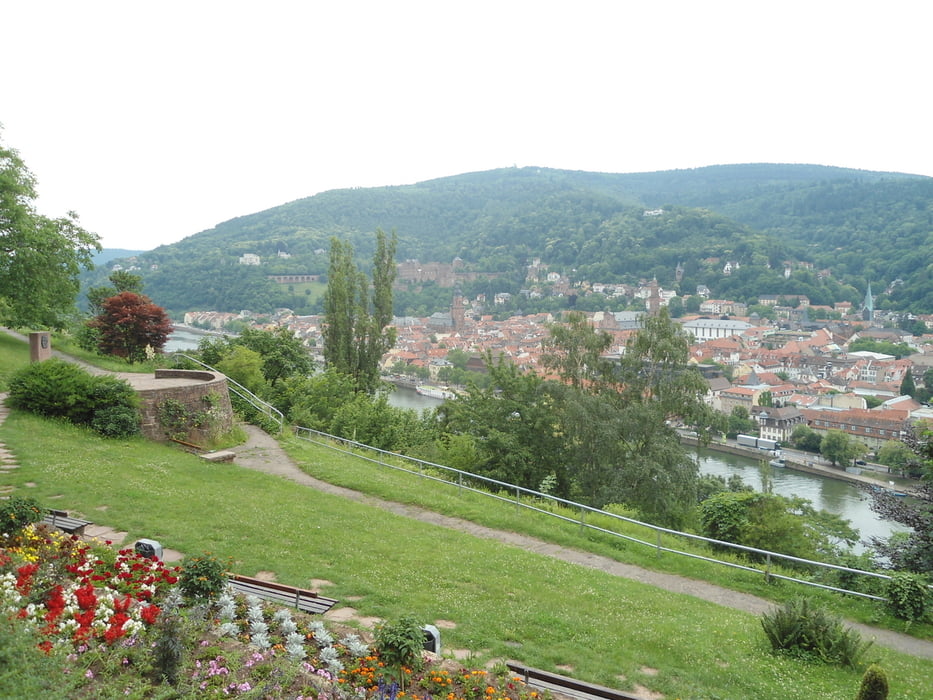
90,164,933,315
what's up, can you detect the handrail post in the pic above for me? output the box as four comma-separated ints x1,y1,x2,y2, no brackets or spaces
656,530,662,557
765,553,771,583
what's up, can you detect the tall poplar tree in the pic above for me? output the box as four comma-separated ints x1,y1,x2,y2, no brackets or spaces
322,229,397,393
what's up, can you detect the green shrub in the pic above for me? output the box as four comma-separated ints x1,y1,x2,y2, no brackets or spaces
91,405,141,438
0,616,76,698
884,572,929,622
855,663,889,700
178,552,230,601
0,496,45,537
760,597,873,668
6,359,139,438
374,614,425,687
6,358,96,423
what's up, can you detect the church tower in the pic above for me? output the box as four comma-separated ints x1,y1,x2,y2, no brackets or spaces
451,288,466,331
862,283,874,324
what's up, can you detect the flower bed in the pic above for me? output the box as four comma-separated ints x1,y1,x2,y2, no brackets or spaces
1,523,547,699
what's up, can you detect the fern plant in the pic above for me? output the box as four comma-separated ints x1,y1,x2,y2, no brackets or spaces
760,597,872,669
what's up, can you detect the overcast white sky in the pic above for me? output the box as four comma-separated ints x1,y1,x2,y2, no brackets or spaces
3,1,931,251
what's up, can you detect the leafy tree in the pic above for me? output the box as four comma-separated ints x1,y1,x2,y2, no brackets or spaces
329,392,436,453
848,338,913,359
1,131,100,327
699,491,858,563
727,406,757,439
876,440,914,474
819,429,860,467
757,390,773,407
87,271,144,315
867,425,933,573
215,345,266,394
899,371,916,399
540,311,612,390
441,354,570,494
924,368,933,391
537,309,720,526
284,369,359,431
696,473,752,504
322,229,397,393
90,291,172,362
445,348,472,370
234,327,313,387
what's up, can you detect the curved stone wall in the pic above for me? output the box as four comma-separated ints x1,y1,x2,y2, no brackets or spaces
133,370,234,445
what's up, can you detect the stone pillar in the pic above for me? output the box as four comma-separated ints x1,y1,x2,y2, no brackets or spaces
29,332,52,362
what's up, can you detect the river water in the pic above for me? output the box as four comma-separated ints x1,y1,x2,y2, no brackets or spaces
165,328,906,549
692,446,906,549
164,327,214,353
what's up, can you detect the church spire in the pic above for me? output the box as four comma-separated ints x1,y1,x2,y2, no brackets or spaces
862,283,874,324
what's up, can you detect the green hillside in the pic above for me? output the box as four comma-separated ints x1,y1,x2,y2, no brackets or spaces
86,164,933,315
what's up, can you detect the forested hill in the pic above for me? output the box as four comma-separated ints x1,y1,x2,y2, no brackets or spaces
93,164,933,315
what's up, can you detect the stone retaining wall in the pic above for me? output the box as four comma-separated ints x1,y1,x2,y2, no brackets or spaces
136,370,234,444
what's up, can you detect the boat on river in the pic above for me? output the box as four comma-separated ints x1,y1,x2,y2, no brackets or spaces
416,385,456,400
769,458,786,468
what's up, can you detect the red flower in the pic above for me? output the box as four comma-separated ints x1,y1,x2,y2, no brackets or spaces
140,604,160,625
44,585,67,623
105,613,130,643
74,608,96,634
75,584,97,611
15,563,40,594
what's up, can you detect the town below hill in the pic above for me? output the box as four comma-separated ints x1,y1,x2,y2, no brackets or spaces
183,283,933,465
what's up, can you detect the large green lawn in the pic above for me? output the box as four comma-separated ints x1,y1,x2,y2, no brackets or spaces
2,411,932,699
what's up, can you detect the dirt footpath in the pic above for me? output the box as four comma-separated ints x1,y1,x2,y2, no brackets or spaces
230,425,933,661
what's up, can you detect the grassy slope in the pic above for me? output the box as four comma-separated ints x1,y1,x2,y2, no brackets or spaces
280,436,933,638
1,333,931,698
2,412,932,699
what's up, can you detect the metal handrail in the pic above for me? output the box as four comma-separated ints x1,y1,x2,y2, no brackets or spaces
162,350,923,602
293,424,931,602
171,353,284,432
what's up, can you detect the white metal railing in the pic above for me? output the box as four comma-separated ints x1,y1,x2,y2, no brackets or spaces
158,352,926,604
171,353,284,432
293,425,932,603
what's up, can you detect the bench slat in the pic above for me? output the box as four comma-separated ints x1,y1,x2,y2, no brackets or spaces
227,574,338,615
42,510,92,535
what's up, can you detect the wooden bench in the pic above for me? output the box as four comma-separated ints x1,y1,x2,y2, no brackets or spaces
42,509,92,536
506,662,646,700
226,573,338,615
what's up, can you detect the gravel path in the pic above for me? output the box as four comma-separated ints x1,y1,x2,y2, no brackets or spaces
231,425,933,660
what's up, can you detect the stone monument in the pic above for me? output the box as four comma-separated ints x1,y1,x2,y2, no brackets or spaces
29,331,52,362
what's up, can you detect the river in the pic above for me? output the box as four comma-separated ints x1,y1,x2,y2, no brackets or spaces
693,446,907,550
164,327,217,353
165,328,906,548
